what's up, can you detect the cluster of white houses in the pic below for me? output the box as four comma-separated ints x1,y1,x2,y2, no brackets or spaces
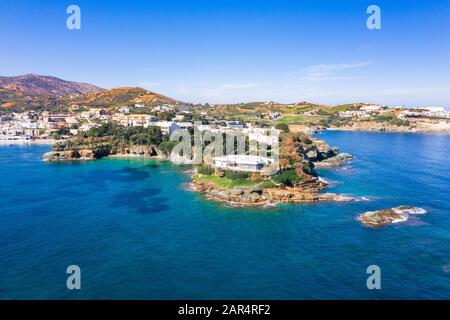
1,110,281,175
399,107,450,119
4,103,448,172
338,105,386,118
338,105,450,120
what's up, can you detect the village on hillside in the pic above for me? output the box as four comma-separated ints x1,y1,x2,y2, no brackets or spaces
1,97,450,145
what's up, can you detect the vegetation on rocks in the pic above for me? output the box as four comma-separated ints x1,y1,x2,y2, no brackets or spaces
49,123,167,159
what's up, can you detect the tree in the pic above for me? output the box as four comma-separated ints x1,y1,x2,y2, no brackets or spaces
158,141,178,156
158,111,176,121
146,126,163,145
275,123,290,133
56,127,71,135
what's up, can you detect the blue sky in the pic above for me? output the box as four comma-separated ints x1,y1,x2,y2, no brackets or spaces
1,0,449,106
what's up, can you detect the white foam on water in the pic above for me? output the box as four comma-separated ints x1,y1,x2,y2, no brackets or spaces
391,214,409,224
393,206,427,215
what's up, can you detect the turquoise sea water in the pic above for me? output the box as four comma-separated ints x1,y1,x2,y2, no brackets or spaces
0,131,449,299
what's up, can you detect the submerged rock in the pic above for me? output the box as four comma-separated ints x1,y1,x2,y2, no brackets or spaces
359,206,427,227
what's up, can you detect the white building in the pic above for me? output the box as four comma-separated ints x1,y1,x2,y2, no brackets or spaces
152,121,183,135
400,107,450,119
339,110,370,118
175,122,193,130
118,106,131,114
225,121,244,129
360,105,383,112
212,155,276,174
424,107,445,112
152,105,174,112
424,107,449,118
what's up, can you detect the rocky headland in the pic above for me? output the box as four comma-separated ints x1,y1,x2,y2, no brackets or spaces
190,133,356,207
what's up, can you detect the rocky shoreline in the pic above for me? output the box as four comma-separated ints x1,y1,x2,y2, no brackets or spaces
313,153,353,168
190,176,356,207
328,124,450,134
43,145,160,161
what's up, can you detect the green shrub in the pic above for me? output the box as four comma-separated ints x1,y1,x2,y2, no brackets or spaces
223,171,250,180
272,169,303,187
158,141,178,156
275,123,290,133
259,181,277,189
197,166,215,175
56,127,71,135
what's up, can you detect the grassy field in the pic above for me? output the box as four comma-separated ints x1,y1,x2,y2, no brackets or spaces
193,174,271,189
274,115,308,124
273,114,330,125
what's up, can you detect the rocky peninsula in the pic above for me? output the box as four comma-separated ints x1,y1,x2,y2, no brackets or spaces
190,132,356,207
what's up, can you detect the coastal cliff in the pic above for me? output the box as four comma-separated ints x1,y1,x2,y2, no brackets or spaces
44,145,159,161
43,123,164,161
299,137,353,168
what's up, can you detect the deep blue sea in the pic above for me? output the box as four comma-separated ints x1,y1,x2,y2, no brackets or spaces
0,131,449,299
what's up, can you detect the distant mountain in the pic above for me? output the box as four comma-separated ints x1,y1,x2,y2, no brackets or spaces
0,74,102,99
0,74,181,111
71,87,179,107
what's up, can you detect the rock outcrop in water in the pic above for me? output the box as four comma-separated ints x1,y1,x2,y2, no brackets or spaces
358,206,427,227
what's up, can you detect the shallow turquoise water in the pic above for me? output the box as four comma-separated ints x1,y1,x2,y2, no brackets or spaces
0,131,449,299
